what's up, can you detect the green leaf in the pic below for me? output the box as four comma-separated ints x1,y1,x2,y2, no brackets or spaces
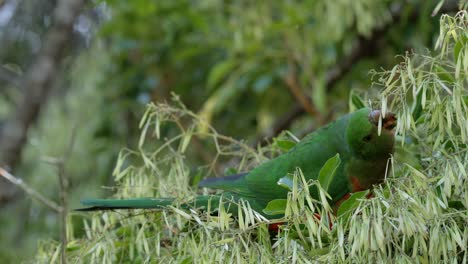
349,90,365,111
447,200,465,210
180,257,193,264
453,35,467,64
277,174,294,191
223,167,239,176
337,190,369,222
317,154,341,193
263,199,287,215
274,139,297,151
412,87,424,121
66,240,81,252
190,169,204,187
435,65,455,84
207,60,237,89
309,246,331,256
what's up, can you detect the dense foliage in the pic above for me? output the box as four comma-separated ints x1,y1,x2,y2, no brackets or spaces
96,0,449,138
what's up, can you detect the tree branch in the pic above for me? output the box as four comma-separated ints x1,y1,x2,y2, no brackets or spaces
0,167,61,212
282,35,319,118
42,131,74,263
0,0,87,205
283,61,318,117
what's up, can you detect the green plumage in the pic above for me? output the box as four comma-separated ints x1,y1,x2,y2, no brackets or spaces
80,108,396,218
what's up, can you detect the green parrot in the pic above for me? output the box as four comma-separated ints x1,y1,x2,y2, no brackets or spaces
80,108,396,219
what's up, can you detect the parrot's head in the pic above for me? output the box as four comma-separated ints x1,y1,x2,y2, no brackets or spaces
346,108,396,160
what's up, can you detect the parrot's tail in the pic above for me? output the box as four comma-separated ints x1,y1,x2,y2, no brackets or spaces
77,195,227,211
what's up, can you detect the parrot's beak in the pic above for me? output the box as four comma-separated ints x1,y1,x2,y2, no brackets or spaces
369,110,397,131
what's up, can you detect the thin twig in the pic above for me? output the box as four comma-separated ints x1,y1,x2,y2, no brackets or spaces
0,167,61,212
43,127,77,264
283,62,318,117
59,129,74,264
282,36,318,117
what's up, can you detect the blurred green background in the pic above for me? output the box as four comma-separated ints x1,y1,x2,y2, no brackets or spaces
0,0,462,261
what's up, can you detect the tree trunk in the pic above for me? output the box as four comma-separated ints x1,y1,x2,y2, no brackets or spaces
0,0,87,206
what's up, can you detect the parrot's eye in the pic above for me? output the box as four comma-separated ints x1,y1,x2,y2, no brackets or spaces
363,135,372,142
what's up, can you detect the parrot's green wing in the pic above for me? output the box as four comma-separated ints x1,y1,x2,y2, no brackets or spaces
198,107,396,214
198,111,353,213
